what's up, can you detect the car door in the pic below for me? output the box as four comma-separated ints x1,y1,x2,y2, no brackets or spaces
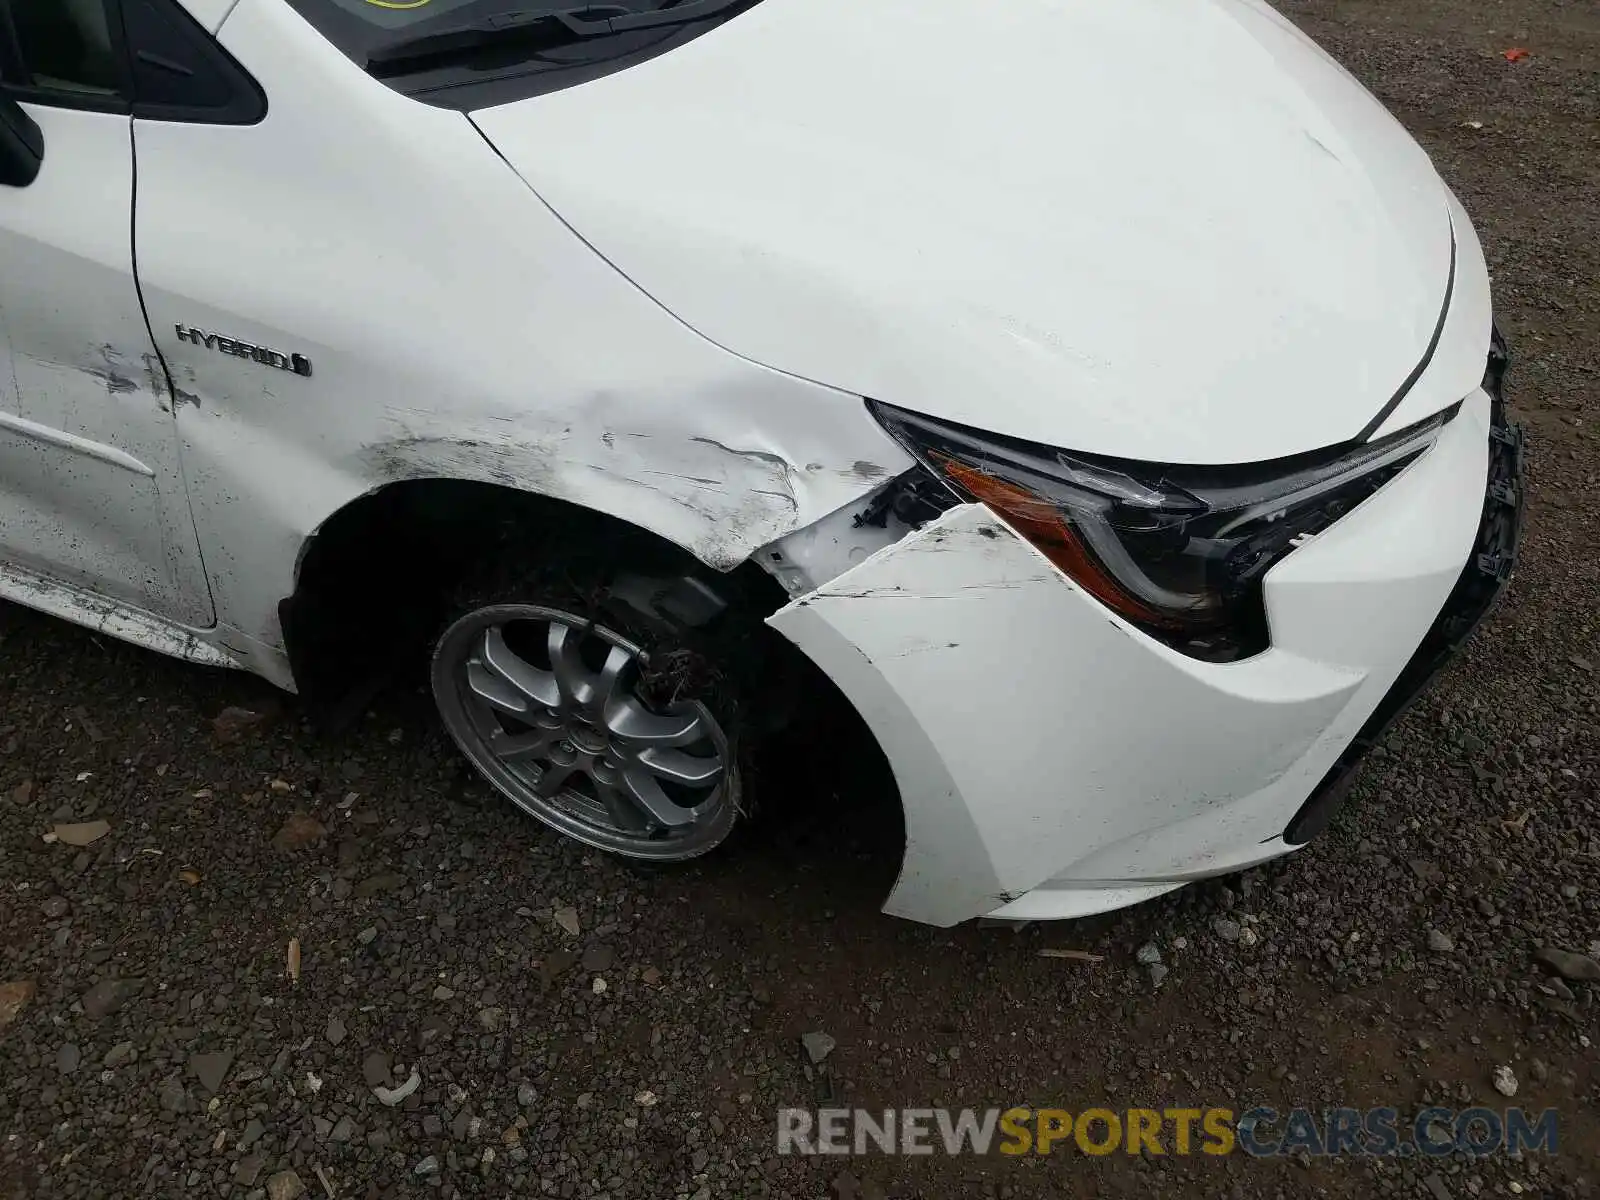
0,0,213,627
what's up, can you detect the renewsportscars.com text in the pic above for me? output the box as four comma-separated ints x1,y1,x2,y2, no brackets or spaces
777,1106,1559,1158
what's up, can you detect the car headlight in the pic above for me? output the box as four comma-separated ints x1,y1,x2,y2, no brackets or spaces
869,400,1458,661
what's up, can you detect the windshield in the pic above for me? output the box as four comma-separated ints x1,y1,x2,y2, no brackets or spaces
287,0,762,108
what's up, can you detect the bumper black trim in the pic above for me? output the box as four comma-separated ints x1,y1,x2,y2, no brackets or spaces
1284,327,1524,846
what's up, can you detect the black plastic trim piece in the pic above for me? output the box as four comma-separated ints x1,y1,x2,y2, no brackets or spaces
852,464,960,531
1353,227,1459,443
0,93,41,156
0,83,128,114
120,0,265,125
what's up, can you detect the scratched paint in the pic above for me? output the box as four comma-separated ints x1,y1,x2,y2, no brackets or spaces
767,499,1387,926
361,424,808,570
0,560,232,667
121,38,918,672
0,99,217,629
0,347,213,626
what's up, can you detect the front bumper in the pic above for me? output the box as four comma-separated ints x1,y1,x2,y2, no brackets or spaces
1284,334,1524,845
768,384,1513,926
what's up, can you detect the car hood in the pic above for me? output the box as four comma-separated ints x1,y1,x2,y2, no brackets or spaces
473,0,1458,464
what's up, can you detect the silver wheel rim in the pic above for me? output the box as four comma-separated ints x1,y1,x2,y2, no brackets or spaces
432,604,737,861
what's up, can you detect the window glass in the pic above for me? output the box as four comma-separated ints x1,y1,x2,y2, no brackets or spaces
12,0,122,96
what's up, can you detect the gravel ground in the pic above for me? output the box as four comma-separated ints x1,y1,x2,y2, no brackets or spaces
3,2,1598,1197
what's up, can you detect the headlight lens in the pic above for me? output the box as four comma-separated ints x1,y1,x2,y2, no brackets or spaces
869,401,1457,661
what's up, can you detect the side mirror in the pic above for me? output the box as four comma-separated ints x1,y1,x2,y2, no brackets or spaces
0,93,42,187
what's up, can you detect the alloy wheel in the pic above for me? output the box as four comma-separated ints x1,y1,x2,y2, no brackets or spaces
432,603,737,861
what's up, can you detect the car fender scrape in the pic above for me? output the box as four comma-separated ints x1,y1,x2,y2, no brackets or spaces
359,414,817,571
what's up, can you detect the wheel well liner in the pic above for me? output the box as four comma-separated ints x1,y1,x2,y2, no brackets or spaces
280,479,798,722
284,479,704,708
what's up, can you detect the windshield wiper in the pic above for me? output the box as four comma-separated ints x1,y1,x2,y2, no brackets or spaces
366,0,743,77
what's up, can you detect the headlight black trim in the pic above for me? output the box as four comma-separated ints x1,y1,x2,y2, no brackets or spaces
869,400,1457,663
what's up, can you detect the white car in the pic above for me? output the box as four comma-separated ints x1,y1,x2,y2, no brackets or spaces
0,0,1521,925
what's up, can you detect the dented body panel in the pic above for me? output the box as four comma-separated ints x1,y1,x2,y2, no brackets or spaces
770,391,1488,925
124,0,908,672
0,106,213,630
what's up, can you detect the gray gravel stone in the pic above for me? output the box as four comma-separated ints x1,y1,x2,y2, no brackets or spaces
801,1031,836,1064
81,978,133,1019
1534,945,1600,982
158,1076,191,1114
361,1051,392,1089
190,1050,233,1095
354,872,404,898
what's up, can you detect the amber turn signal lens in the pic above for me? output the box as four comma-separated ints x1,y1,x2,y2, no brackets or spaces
935,455,1180,629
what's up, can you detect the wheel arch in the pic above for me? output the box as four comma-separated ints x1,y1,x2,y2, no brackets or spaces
280,475,763,712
